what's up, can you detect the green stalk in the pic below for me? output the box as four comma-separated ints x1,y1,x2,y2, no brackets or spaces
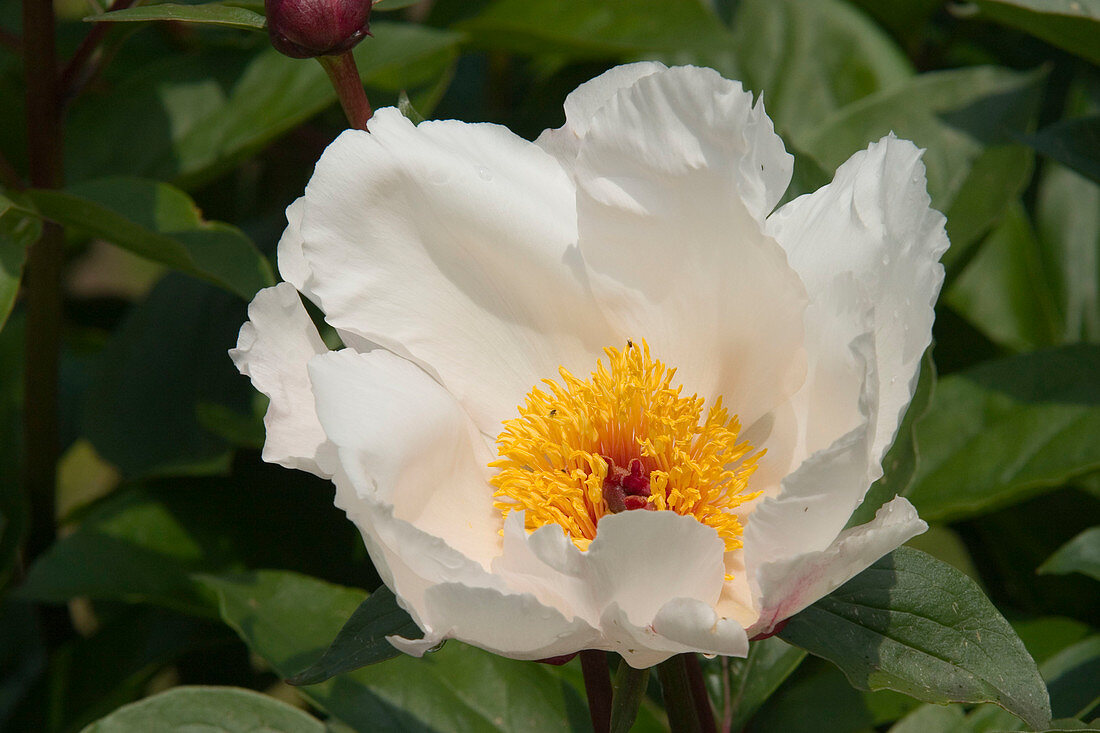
609,659,649,733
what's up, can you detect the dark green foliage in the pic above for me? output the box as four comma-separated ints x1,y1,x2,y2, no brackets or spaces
3,0,1099,730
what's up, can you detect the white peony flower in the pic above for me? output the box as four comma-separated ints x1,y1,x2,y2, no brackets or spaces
232,63,948,668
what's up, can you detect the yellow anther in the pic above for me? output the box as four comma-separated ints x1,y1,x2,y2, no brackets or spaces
491,341,762,553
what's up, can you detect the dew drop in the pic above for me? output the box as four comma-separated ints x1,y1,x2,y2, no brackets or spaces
477,166,492,181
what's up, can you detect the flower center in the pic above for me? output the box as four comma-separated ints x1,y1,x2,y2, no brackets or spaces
490,340,762,551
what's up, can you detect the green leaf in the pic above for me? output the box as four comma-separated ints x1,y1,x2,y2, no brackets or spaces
398,90,426,125
906,345,1100,521
1036,162,1100,343
802,66,1043,260
18,488,221,614
0,192,38,332
373,0,425,9
747,656,919,733
458,0,736,66
80,686,324,733
943,145,1036,274
64,22,461,189
888,703,966,733
194,400,266,449
287,585,422,685
1041,635,1100,719
26,178,273,300
972,0,1100,65
82,274,252,478
1039,526,1100,582
724,637,807,732
0,599,46,725
13,608,230,732
199,570,590,732
846,0,943,43
730,0,913,145
946,203,1063,352
1029,115,1100,187
849,349,936,526
904,525,982,582
779,547,1052,731
17,475,359,613
88,2,267,31
1013,616,1093,665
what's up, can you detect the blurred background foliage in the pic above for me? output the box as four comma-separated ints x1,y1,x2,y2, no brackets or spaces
1,0,1099,730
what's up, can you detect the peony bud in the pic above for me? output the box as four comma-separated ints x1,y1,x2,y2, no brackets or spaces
265,0,371,59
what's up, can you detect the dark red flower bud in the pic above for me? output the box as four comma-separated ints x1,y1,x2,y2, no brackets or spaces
265,0,372,59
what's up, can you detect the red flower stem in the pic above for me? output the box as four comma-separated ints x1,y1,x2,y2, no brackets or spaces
684,653,718,733
318,52,372,130
59,0,135,102
580,650,612,733
657,654,704,733
22,0,64,558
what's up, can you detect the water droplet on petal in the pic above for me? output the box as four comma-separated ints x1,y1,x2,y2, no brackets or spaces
477,166,492,181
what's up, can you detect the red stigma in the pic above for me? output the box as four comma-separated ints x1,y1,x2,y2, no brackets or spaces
601,456,654,514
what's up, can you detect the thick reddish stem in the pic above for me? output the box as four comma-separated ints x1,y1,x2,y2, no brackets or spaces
685,653,718,733
318,51,372,130
580,650,612,733
22,0,64,558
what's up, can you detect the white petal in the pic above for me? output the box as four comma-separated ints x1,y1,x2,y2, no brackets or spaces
493,511,738,664
767,135,948,464
229,283,334,476
414,583,599,661
386,633,444,658
308,348,500,567
276,197,378,354
742,325,880,575
747,496,927,638
333,479,499,630
651,598,749,658
275,198,310,292
492,513,591,621
584,511,726,625
573,66,806,425
536,61,667,167
295,109,613,434
576,66,792,224
597,602,704,668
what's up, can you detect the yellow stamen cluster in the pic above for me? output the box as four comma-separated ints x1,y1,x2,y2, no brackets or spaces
490,340,762,552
